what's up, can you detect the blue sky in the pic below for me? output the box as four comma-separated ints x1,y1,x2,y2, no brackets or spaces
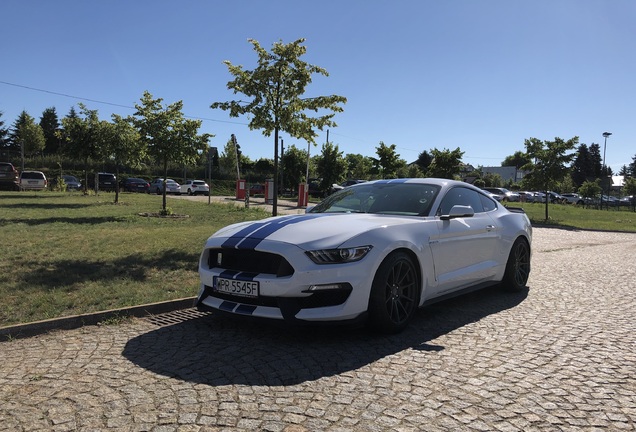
1,0,634,172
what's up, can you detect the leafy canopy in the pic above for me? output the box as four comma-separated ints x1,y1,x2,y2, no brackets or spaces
211,38,346,215
211,38,347,143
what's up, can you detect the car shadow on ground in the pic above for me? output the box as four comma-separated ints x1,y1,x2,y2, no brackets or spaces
123,285,528,386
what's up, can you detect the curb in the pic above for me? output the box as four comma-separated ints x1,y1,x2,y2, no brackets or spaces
0,297,196,341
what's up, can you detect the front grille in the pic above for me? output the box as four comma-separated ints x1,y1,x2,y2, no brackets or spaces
207,248,294,277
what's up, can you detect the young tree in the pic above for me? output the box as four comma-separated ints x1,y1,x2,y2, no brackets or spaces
521,136,578,220
315,141,347,192
211,38,347,215
426,147,465,179
40,107,61,155
219,136,250,179
132,91,211,212
101,115,146,204
578,180,602,205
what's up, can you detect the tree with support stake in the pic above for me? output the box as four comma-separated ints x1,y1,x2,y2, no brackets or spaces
210,38,346,216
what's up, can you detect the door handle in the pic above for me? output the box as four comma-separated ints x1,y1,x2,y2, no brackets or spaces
486,225,496,231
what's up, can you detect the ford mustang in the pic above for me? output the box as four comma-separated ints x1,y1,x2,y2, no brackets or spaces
196,178,532,333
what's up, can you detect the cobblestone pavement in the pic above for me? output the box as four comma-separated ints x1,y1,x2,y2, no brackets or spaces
1,228,635,431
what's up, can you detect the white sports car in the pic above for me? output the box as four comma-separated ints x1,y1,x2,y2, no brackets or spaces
196,178,532,333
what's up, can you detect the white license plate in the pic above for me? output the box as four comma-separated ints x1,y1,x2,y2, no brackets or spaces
214,277,259,298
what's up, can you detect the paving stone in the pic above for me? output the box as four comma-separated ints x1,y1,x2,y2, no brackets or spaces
0,228,634,431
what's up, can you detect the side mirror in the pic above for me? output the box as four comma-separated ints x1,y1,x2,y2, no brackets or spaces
440,205,475,220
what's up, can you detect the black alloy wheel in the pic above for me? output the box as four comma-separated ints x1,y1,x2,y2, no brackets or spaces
502,238,530,291
368,251,420,333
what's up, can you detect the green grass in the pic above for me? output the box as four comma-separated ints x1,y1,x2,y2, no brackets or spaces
0,191,633,327
0,191,267,327
509,201,636,232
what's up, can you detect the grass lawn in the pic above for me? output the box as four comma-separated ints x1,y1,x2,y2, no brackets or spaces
0,191,266,327
0,191,633,327
511,201,636,232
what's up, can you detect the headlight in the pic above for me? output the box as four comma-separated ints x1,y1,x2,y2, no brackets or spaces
305,246,373,264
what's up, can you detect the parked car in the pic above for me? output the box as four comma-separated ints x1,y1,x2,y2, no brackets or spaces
330,179,367,194
308,178,324,198
533,191,566,204
62,175,82,191
600,195,619,207
19,170,48,191
122,177,150,193
560,193,586,205
180,179,210,196
483,187,520,202
0,162,20,190
619,196,634,207
149,178,181,195
92,172,117,192
196,178,532,333
249,183,265,195
518,191,536,203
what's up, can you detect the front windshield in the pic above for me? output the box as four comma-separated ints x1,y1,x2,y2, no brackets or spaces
309,182,440,216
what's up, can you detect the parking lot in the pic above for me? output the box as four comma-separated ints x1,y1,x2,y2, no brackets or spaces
1,227,635,431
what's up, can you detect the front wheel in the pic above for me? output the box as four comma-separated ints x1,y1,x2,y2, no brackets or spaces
501,238,530,291
368,251,420,333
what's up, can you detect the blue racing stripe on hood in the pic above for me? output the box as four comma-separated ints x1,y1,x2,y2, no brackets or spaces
222,213,336,250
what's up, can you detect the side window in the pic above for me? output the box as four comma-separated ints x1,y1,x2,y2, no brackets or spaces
438,187,485,215
479,193,498,212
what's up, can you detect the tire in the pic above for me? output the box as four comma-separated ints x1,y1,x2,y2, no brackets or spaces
368,251,420,333
188,188,193,196
155,188,161,195
501,238,530,291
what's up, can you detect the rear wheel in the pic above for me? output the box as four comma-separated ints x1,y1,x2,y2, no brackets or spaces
501,238,530,291
368,251,420,333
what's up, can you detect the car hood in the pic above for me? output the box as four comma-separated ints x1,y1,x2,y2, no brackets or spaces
211,213,423,250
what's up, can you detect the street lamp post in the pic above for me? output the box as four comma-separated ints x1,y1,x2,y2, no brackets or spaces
601,132,612,210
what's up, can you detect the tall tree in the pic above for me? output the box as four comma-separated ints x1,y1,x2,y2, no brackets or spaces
59,104,104,192
315,141,347,192
132,91,210,211
415,150,433,173
0,111,10,153
521,136,578,220
571,143,594,187
40,107,61,155
345,153,373,179
501,151,530,168
426,147,465,179
280,144,309,191
11,111,45,165
211,38,347,216
629,154,636,177
372,142,403,179
588,143,603,178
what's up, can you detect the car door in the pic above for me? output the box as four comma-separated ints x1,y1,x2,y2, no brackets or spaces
429,187,500,294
